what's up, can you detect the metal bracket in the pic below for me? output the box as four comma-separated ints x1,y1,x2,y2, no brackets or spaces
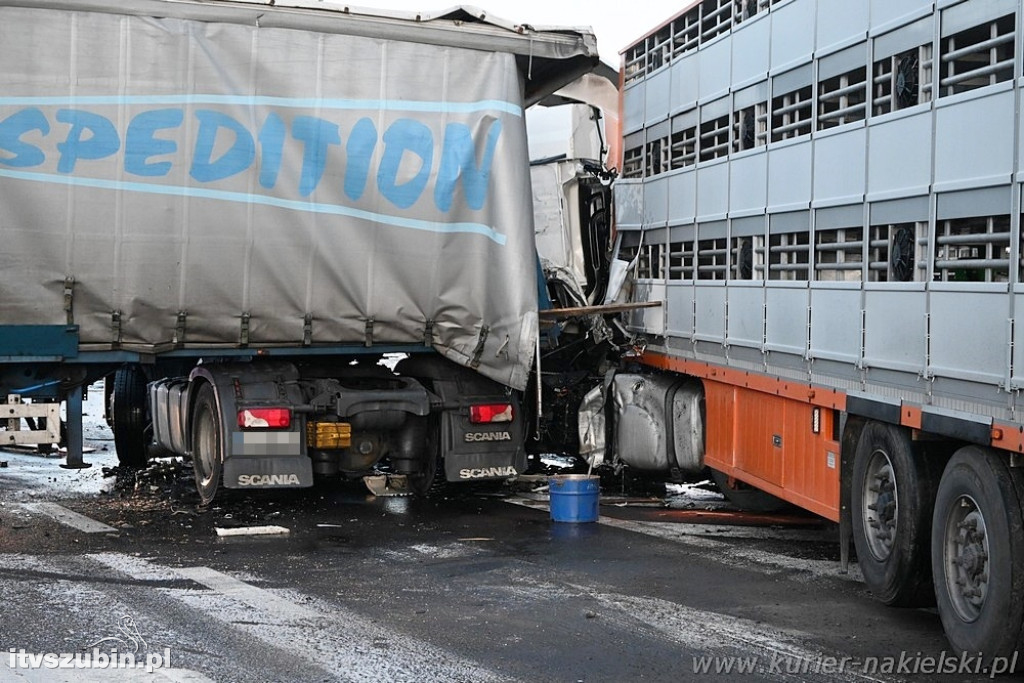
303,315,313,346
63,277,75,325
174,311,188,345
239,312,250,346
364,318,374,347
111,310,122,345
470,325,490,368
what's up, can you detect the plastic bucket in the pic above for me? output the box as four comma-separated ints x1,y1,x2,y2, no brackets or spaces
549,474,600,523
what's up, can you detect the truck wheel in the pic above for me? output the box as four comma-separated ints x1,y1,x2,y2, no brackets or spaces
710,468,788,513
111,365,149,468
932,446,1024,662
191,384,222,505
851,422,936,606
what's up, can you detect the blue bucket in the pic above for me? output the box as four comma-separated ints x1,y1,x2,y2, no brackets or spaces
549,474,600,523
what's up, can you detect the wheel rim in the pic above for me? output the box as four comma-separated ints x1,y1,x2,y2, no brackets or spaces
942,494,989,622
862,448,899,561
195,404,217,489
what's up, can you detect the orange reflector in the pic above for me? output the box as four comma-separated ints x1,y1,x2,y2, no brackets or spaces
307,422,352,449
237,408,291,429
470,403,514,424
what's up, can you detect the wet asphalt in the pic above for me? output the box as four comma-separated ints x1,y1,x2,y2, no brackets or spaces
0,396,982,682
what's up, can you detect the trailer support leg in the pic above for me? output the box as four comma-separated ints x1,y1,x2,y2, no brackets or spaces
60,385,90,470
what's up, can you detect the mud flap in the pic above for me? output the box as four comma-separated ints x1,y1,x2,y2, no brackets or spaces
444,449,527,483
222,456,313,489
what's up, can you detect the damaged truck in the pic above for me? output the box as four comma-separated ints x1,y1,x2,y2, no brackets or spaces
0,0,600,503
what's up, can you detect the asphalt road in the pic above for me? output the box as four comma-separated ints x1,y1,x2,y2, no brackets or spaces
0,395,990,682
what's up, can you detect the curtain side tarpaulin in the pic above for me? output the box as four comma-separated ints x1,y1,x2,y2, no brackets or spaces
0,3,586,390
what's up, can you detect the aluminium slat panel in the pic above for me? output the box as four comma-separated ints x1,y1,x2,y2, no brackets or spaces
770,0,816,71
732,15,771,87
729,152,769,214
1011,291,1024,388
929,287,1009,386
867,111,932,199
666,282,695,339
670,52,700,113
668,170,698,224
698,35,732,102
863,286,928,375
934,89,1016,192
696,162,731,219
726,284,765,350
644,69,673,127
644,176,670,227
813,127,867,206
694,283,727,344
623,82,645,135
765,285,809,356
816,1,870,53
615,181,645,230
808,285,861,364
870,0,935,30
767,141,813,211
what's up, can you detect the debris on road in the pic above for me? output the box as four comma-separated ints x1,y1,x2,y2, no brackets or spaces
215,525,291,537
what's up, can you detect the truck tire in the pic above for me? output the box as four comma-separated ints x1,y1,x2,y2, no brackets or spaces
111,365,149,468
931,446,1024,664
710,468,787,513
851,422,937,607
191,384,222,505
410,416,447,498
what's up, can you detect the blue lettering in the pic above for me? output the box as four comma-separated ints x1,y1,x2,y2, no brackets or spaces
292,116,340,197
56,109,119,174
0,108,49,168
344,117,376,202
376,118,433,210
258,112,286,190
434,118,501,212
124,108,182,177
190,110,255,183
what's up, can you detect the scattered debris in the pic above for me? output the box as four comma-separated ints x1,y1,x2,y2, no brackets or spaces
214,525,290,537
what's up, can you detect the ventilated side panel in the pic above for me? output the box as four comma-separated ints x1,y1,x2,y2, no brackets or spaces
732,15,770,86
614,181,644,229
871,0,933,31
623,82,645,135
770,1,815,70
817,1,870,52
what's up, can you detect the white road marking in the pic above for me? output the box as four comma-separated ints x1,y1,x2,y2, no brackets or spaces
88,553,514,683
21,503,116,534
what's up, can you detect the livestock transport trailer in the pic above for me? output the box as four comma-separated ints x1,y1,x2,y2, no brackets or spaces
603,0,1024,661
0,0,599,502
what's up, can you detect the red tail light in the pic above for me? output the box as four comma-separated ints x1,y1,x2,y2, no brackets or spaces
238,408,292,429
470,403,514,424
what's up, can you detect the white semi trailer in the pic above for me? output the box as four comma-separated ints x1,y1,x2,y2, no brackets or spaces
602,0,1024,662
0,0,599,502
